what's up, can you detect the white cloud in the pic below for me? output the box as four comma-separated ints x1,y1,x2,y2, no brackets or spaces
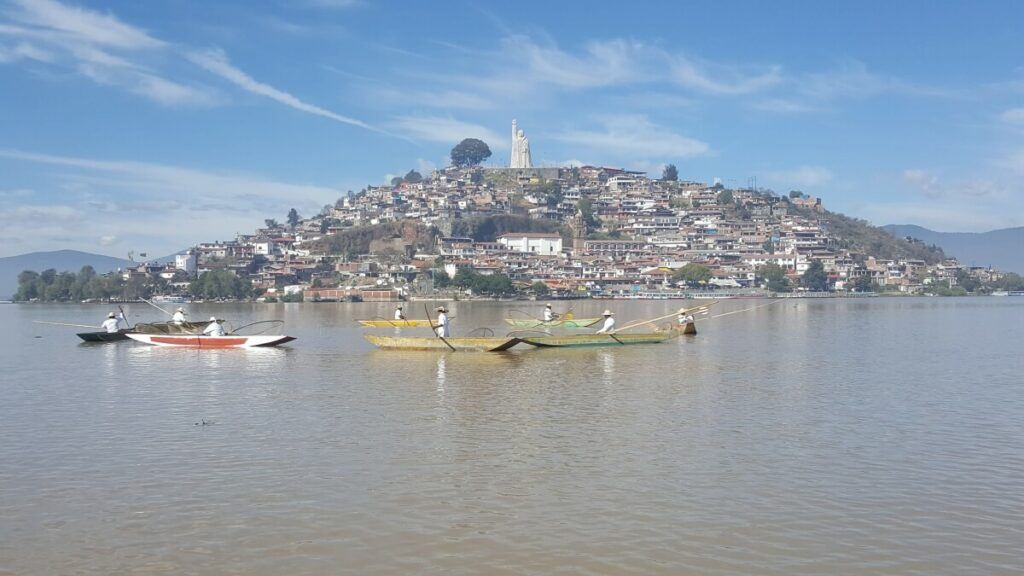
902,168,942,198
415,158,437,174
752,98,817,114
766,165,833,190
552,115,709,160
188,48,377,132
670,54,781,95
798,61,960,100
0,0,215,107
98,234,117,246
0,148,346,256
389,115,506,149
1000,108,1024,125
303,0,362,8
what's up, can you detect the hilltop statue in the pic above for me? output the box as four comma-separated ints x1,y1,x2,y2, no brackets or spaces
510,119,533,169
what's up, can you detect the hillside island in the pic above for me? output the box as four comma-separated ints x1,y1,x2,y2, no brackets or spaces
13,125,1024,303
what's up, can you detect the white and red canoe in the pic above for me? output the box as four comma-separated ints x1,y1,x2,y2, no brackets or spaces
125,333,296,348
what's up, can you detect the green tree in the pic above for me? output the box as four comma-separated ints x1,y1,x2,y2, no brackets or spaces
450,138,492,168
576,198,601,229
717,189,734,205
954,269,981,292
452,267,476,289
264,218,280,229
789,190,805,199
672,263,713,287
801,260,829,291
432,270,451,288
287,208,301,229
190,269,252,300
404,169,423,183
390,176,404,187
662,163,678,181
759,263,791,292
531,281,550,296
852,275,875,292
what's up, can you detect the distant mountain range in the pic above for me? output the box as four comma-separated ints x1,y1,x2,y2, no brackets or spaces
882,225,1024,273
0,250,132,299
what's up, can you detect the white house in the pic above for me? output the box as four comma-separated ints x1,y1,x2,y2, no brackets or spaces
497,232,563,255
174,252,198,276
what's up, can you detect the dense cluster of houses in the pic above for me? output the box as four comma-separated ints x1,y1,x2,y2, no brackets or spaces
133,165,1003,300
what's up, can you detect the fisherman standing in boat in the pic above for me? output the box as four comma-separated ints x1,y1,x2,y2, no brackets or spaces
435,306,450,337
677,309,694,326
203,316,225,337
543,303,558,322
171,307,187,324
100,312,124,333
595,310,616,334
394,305,405,321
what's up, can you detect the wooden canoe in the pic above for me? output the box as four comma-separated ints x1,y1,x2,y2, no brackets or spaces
357,319,435,328
520,331,675,348
364,334,522,352
503,317,602,329
77,329,132,342
125,334,296,348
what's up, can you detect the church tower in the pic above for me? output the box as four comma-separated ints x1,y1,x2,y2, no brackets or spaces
570,208,587,255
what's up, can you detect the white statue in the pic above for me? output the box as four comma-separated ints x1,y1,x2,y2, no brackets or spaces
510,119,533,169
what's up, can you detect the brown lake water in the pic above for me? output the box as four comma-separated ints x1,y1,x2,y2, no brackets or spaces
1,298,1022,575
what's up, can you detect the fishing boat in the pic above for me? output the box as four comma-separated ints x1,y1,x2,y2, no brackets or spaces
133,320,213,334
503,317,602,329
364,334,522,352
77,329,133,343
520,331,675,348
357,319,436,328
125,333,296,348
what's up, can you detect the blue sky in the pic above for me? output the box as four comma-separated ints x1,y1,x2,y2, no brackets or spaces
1,0,1023,257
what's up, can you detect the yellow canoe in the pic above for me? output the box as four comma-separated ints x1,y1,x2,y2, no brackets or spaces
357,319,435,328
364,334,522,351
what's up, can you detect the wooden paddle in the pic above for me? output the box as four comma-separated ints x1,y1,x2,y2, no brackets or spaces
616,301,719,332
32,320,100,329
423,303,456,351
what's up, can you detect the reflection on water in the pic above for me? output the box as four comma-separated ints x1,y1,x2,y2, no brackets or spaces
1,298,1023,575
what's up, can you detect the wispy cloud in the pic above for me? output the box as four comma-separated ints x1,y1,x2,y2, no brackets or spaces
798,61,961,100
389,115,506,149
999,107,1024,126
670,54,782,95
766,165,833,190
552,115,709,161
0,0,215,106
187,48,378,132
0,148,347,256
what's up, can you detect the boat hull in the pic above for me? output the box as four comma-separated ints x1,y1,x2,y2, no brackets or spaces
125,334,296,348
521,332,674,348
357,319,435,328
504,317,601,329
365,334,521,352
77,329,132,342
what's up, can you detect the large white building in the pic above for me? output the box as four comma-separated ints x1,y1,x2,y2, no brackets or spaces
174,252,198,276
497,232,563,255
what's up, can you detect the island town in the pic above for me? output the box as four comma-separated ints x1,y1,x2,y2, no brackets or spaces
13,121,1024,303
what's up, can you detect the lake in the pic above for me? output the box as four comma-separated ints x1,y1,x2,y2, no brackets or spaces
1,297,1022,575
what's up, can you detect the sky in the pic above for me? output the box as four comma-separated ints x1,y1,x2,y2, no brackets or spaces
1,0,1023,258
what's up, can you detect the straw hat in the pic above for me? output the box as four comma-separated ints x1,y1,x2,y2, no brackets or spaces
209,316,218,321
108,312,116,318
397,305,403,309
436,306,447,312
176,307,185,312
545,304,552,308
602,310,613,316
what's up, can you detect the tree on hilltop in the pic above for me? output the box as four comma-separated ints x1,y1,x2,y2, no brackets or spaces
404,170,423,183
390,176,404,187
662,163,678,181
287,208,301,229
450,138,492,168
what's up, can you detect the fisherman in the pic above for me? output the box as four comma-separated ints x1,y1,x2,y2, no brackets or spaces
543,303,558,322
100,312,123,333
171,307,187,324
435,306,450,338
677,308,695,329
595,310,616,334
394,305,405,321
202,316,225,337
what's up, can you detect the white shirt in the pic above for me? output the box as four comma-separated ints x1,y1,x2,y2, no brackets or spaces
596,316,615,334
436,312,450,337
543,308,554,322
101,318,120,333
172,311,186,324
203,321,225,336
678,314,686,325
394,309,405,320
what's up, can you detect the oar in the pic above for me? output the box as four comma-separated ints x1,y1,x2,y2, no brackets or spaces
616,301,719,332
32,320,99,329
118,305,130,329
704,299,782,320
423,303,456,352
142,298,173,316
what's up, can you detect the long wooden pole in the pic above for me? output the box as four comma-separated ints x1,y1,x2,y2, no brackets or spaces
424,303,456,351
32,320,99,329
616,301,719,332
141,298,173,317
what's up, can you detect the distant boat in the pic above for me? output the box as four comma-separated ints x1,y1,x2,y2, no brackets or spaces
150,295,189,304
77,329,132,343
126,333,295,348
